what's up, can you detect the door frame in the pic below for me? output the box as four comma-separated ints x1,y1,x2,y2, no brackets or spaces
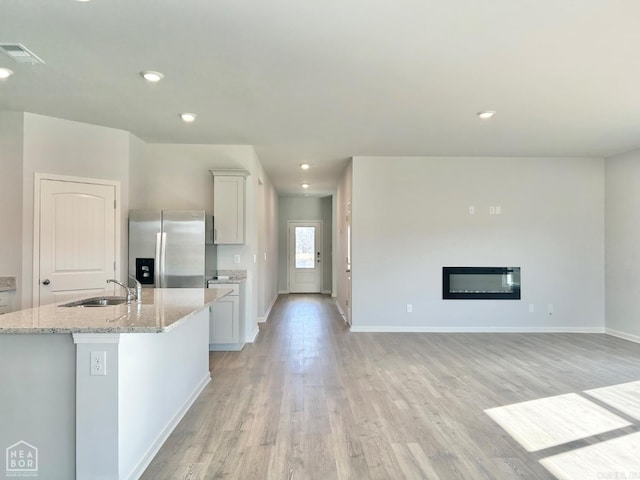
32,173,121,307
287,220,323,293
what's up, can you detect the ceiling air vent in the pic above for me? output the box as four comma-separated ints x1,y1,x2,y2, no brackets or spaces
0,44,45,64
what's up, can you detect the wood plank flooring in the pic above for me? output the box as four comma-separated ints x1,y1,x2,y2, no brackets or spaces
141,294,640,480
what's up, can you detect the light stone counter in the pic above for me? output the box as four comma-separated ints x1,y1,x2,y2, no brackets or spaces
0,275,16,292
0,287,231,334
0,286,232,479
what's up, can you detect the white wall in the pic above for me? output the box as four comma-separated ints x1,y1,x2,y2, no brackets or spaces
0,112,24,307
258,175,279,321
278,196,333,293
321,196,333,294
335,162,352,319
136,144,279,340
351,156,605,331
605,148,640,341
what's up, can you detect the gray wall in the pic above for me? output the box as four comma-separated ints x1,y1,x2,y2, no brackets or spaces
0,334,76,480
605,148,640,340
335,162,352,319
13,113,132,308
134,144,280,336
0,112,24,307
321,196,333,294
278,196,333,293
350,156,605,331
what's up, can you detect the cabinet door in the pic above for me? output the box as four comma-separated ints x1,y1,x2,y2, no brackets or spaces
209,296,238,344
0,292,12,315
213,176,245,244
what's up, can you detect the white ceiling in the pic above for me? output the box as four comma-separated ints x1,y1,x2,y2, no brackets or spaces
2,0,640,195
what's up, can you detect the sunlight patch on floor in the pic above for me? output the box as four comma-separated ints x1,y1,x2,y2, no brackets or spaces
540,431,640,480
484,393,631,452
586,381,640,421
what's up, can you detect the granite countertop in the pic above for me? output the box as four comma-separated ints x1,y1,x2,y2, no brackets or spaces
0,287,232,334
207,270,247,284
0,276,16,292
207,276,246,284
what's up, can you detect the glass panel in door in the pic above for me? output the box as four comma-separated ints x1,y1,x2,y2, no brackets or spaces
295,226,316,269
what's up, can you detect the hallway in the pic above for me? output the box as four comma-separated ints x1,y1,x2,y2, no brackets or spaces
141,294,640,479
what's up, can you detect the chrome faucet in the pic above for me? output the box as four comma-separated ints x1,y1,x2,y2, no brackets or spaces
106,277,142,303
129,275,142,303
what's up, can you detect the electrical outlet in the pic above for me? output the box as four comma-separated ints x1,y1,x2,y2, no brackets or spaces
233,254,240,264
529,304,535,313
90,351,107,376
489,206,496,215
406,304,412,313
469,205,475,215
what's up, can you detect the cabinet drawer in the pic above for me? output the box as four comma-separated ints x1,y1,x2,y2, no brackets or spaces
212,283,239,296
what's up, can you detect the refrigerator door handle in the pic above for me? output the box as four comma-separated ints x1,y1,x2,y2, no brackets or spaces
154,232,162,287
160,231,167,288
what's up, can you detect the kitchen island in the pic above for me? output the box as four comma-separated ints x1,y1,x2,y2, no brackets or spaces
0,288,231,480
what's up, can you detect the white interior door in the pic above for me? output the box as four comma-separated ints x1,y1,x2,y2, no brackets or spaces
37,178,118,306
288,221,322,293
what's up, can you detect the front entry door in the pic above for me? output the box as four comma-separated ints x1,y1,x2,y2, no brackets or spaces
288,221,322,293
37,177,118,306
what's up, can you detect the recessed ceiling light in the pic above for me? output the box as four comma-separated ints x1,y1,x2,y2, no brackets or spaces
301,183,310,189
140,70,164,82
300,163,310,170
0,67,14,79
180,113,197,123
477,111,496,119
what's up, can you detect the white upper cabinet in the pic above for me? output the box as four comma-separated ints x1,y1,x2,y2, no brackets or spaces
210,169,250,244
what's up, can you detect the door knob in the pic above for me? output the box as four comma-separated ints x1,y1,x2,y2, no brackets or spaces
42,279,50,285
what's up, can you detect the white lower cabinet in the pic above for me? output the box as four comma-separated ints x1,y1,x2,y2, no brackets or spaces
209,284,243,351
0,292,13,315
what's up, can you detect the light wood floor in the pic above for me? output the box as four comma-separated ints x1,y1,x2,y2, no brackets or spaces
141,294,640,480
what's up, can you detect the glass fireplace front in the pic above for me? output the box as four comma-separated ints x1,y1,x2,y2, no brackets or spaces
443,267,521,300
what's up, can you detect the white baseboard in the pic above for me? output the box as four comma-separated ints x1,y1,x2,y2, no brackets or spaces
605,328,640,344
334,300,350,326
126,373,211,480
278,289,289,295
349,326,606,333
322,290,332,295
246,325,260,343
258,294,279,324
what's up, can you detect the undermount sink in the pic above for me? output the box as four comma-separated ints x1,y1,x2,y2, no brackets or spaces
60,296,129,307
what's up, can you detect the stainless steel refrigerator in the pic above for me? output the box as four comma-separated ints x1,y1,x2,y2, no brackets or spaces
128,210,213,288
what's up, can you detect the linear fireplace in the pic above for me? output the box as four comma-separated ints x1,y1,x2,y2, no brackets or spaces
443,267,521,300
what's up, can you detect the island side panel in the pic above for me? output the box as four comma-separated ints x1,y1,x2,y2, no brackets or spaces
74,334,121,480
0,334,76,480
118,307,211,480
